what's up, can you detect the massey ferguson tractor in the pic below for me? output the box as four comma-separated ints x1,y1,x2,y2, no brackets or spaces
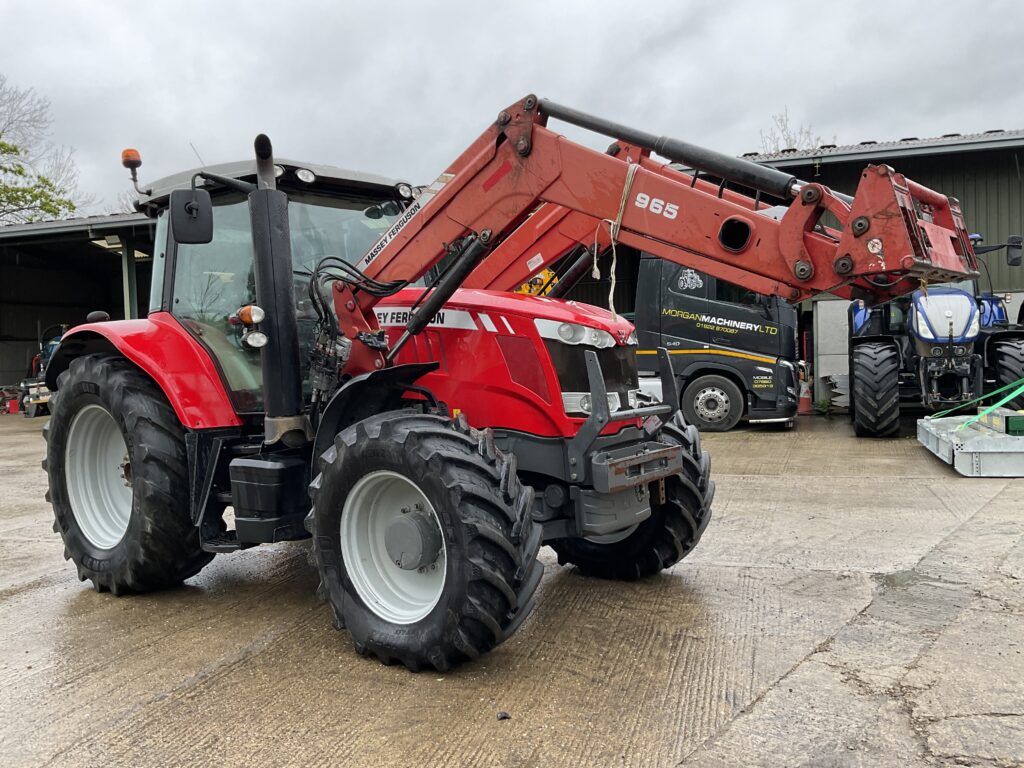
42,95,977,670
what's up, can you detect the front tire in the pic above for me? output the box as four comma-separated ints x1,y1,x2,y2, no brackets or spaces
43,354,213,594
991,339,1024,410
307,411,543,671
852,342,901,437
549,411,714,580
681,374,744,432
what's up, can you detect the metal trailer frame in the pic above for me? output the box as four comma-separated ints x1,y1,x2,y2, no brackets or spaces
917,415,1024,476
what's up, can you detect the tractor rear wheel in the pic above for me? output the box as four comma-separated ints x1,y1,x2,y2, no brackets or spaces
549,412,714,580
43,354,213,593
992,339,1024,410
307,410,543,671
852,342,901,437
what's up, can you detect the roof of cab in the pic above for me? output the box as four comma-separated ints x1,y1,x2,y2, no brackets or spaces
140,159,404,206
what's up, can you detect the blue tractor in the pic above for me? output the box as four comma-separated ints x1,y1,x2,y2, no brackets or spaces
848,235,1024,437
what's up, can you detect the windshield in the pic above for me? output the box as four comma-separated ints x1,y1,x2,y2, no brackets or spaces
936,279,976,294
172,191,401,412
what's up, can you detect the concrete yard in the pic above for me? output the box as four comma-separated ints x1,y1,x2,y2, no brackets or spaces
1,413,1022,767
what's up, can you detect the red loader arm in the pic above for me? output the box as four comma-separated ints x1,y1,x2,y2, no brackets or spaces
464,141,979,302
335,95,978,376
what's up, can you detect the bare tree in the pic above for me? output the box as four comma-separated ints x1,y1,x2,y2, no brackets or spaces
759,108,834,154
0,73,93,224
109,188,140,215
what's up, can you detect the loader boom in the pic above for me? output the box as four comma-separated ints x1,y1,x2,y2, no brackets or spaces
335,95,977,378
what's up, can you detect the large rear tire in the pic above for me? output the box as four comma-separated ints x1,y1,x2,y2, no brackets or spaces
852,342,901,437
307,410,543,671
549,411,714,580
991,339,1024,410
43,354,213,594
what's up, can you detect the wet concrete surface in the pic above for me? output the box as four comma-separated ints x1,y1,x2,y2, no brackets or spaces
1,413,1022,767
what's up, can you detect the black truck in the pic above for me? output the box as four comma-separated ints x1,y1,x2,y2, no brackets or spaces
552,250,800,431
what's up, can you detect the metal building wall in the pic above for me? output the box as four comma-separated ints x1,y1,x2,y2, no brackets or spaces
773,148,1024,291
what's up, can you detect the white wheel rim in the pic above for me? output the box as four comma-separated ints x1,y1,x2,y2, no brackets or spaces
341,470,446,625
65,404,133,550
695,386,731,422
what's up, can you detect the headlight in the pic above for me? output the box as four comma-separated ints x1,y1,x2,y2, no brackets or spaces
930,346,944,357
954,345,968,356
562,391,621,415
966,312,980,338
295,168,317,184
396,182,414,199
243,330,269,349
535,319,616,348
626,329,638,346
915,311,935,340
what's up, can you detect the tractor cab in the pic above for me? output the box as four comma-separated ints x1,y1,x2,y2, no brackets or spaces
132,155,411,414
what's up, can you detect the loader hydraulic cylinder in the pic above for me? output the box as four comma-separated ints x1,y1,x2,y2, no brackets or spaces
540,99,800,200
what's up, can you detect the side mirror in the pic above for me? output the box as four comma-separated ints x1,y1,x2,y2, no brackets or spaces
169,188,213,245
1007,235,1022,267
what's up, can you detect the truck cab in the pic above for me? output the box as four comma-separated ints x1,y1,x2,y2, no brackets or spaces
633,254,799,431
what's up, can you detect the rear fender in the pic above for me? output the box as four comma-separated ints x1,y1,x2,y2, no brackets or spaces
44,312,241,429
311,363,439,472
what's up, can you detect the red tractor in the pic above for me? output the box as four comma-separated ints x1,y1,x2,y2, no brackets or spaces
42,96,976,670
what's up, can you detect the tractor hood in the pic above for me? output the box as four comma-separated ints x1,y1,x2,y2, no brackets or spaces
378,288,636,343
909,287,980,343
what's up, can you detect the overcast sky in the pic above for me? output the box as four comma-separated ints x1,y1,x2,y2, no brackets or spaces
2,0,1022,213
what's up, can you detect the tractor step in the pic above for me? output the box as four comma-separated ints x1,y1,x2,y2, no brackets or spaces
201,531,255,553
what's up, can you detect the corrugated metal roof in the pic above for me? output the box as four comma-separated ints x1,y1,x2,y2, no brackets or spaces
0,212,150,242
743,128,1024,167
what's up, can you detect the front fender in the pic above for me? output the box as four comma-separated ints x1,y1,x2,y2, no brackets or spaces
311,362,440,471
45,312,241,429
850,334,903,368
982,328,1024,365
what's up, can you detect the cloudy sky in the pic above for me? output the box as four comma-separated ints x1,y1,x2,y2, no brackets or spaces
2,0,1022,213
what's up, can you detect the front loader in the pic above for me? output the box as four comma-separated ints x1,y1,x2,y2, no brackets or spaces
43,96,975,671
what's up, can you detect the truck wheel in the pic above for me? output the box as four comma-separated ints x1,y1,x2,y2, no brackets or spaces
307,410,543,671
681,374,743,431
550,411,714,580
851,342,900,437
43,354,213,594
992,339,1024,410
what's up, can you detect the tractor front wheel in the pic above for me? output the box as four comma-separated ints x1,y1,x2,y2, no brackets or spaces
307,411,543,671
852,342,901,437
991,339,1024,410
550,411,714,580
44,354,213,593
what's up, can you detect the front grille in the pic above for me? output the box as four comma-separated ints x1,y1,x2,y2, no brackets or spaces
544,341,639,403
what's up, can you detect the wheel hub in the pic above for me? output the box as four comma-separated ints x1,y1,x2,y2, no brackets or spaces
340,470,447,624
695,386,730,421
385,507,442,571
65,404,133,550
